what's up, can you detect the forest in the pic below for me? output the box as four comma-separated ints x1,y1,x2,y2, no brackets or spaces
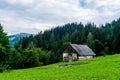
0,18,120,72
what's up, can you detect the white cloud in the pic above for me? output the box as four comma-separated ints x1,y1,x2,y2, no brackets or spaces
0,0,120,35
6,0,33,5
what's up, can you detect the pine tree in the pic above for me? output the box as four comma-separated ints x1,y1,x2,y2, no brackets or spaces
0,24,10,72
87,32,94,47
0,24,10,49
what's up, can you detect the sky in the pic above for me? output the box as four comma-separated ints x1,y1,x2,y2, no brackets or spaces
0,0,120,35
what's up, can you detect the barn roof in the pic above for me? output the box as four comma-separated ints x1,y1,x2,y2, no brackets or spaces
70,44,96,56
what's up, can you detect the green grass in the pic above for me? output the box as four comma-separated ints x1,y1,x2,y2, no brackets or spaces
1,54,120,80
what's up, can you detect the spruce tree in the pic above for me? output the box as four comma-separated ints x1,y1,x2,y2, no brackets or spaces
87,32,94,47
0,24,10,72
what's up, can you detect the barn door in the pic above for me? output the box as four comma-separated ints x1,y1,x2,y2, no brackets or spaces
68,53,72,62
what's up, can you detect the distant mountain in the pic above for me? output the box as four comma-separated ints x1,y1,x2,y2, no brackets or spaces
9,33,31,47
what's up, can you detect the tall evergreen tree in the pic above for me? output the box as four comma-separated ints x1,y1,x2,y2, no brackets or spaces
0,24,10,72
87,32,94,47
0,24,10,49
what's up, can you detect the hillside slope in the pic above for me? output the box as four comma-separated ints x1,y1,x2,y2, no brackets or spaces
0,54,120,80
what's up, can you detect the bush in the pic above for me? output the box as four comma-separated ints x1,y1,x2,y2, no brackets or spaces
91,40,104,56
8,47,55,69
9,48,22,69
0,45,10,72
0,63,9,72
21,49,40,68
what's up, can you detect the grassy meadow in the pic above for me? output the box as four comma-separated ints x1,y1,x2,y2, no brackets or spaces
0,54,120,80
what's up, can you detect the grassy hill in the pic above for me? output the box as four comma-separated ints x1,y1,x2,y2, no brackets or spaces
0,54,120,80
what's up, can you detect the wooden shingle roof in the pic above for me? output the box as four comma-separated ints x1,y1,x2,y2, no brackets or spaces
70,44,96,56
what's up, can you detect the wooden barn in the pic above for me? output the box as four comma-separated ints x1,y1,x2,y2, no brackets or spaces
63,44,96,62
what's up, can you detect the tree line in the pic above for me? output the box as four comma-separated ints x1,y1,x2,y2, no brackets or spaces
0,24,55,72
1,18,120,72
15,19,120,56
15,18,120,67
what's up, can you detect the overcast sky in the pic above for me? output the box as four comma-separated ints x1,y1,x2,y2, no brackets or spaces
0,0,120,35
